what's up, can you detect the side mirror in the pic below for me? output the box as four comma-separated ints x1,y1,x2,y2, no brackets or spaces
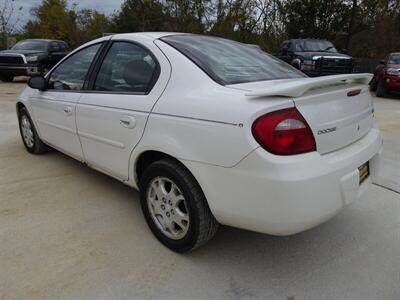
379,59,386,65
28,76,47,90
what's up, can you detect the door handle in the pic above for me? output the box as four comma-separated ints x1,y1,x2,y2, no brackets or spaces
119,116,136,129
63,106,72,116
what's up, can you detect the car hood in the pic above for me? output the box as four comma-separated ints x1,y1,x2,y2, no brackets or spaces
0,49,46,56
294,51,351,60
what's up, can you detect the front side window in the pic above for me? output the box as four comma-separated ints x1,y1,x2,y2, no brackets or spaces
161,35,305,85
94,42,158,93
48,43,101,91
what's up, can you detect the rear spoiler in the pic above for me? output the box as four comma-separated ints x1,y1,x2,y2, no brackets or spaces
245,73,373,98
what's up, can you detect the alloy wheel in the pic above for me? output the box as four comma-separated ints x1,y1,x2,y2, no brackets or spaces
21,115,34,148
146,176,190,240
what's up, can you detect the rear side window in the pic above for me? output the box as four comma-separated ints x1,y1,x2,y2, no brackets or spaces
161,35,305,85
94,42,158,93
50,41,60,52
58,41,68,52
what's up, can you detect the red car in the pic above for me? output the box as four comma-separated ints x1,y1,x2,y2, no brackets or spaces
370,53,400,97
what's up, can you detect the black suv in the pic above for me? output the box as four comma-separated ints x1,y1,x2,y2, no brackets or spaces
0,39,70,82
275,39,353,77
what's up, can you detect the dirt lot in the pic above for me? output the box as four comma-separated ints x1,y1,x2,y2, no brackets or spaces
1,80,399,300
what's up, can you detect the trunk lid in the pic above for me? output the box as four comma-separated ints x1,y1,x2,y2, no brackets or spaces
230,74,374,154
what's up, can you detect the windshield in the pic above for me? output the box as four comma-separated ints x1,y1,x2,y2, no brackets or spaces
388,54,400,64
294,40,337,53
161,35,305,85
12,40,48,51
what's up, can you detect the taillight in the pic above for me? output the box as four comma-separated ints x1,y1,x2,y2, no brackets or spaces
252,107,316,155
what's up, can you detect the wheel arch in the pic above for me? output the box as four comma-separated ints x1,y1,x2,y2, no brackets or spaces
16,101,43,141
16,101,26,116
133,149,201,192
291,58,302,69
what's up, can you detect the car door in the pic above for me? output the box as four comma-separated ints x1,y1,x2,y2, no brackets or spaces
29,42,103,161
76,38,171,180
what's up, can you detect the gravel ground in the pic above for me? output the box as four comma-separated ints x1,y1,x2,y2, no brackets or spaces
1,79,399,300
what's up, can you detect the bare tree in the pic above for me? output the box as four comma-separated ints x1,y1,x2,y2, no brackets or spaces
0,0,23,35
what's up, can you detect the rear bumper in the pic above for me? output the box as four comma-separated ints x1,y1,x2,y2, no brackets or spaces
0,64,41,76
184,128,382,235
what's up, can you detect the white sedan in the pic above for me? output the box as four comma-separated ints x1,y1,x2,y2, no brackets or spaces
17,33,382,252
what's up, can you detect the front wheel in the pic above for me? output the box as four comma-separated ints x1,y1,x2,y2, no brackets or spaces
140,159,219,252
18,107,51,154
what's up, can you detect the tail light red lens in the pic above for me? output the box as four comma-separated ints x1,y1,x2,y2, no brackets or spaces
252,107,316,155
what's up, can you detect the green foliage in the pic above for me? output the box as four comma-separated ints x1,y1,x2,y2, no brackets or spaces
77,9,111,43
25,0,77,45
111,0,167,33
24,0,110,48
3,0,400,58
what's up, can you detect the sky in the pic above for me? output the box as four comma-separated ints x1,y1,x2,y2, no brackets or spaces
13,0,125,27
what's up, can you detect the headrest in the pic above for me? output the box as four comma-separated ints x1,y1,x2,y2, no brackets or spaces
123,60,153,88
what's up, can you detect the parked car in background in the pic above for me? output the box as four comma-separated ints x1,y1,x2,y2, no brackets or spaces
0,39,70,82
276,39,353,76
370,53,400,97
17,33,381,252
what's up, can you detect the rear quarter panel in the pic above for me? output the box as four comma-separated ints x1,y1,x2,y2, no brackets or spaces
129,40,294,182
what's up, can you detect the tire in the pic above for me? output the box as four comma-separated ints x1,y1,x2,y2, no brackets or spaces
0,74,14,82
140,159,219,252
376,79,387,97
369,76,377,92
18,107,51,154
291,59,301,70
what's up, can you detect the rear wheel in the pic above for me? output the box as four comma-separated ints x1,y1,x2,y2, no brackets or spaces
0,74,14,82
140,159,219,252
18,107,51,154
376,79,387,97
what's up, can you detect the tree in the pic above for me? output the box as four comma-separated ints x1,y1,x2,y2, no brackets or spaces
25,0,78,47
0,0,23,48
76,9,111,43
0,0,23,34
111,0,168,33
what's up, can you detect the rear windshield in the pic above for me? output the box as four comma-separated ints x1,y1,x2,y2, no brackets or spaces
161,35,305,85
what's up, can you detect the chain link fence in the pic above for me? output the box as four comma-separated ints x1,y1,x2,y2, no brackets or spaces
353,58,382,74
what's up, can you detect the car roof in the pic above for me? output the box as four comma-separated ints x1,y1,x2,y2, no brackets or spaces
110,32,189,40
